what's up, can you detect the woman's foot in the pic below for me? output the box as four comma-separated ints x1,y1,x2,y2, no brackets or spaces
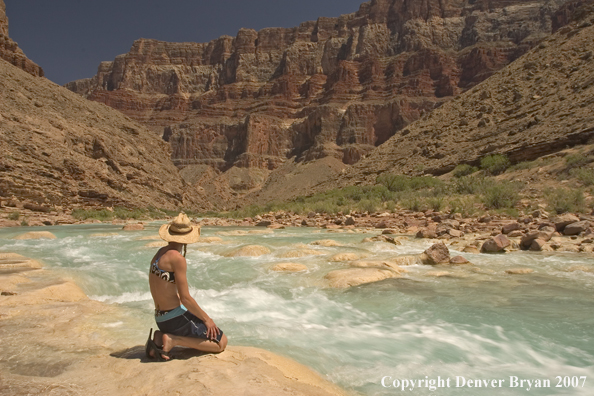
151,331,172,360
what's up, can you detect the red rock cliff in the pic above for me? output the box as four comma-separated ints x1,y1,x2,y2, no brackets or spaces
0,0,43,77
67,0,568,177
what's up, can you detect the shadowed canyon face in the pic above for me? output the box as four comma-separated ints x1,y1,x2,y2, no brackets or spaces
0,0,43,77
67,0,569,179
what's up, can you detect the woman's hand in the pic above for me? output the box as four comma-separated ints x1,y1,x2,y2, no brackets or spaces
204,318,220,340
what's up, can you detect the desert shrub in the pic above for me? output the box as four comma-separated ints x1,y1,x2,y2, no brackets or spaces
453,164,479,178
376,174,443,192
565,153,589,169
482,181,520,209
570,167,594,186
427,197,444,211
8,212,19,221
20,219,29,227
480,154,511,175
385,201,397,212
545,188,586,214
453,176,489,195
356,199,381,214
71,209,114,221
508,161,536,172
401,198,423,212
448,197,478,217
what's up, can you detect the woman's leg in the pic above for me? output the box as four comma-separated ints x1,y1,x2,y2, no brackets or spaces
154,331,227,355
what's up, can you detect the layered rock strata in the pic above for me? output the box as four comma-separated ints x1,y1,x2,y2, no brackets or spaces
67,0,567,185
324,2,594,188
0,0,43,77
0,59,210,210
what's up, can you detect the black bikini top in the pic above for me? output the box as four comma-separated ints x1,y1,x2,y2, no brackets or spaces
150,256,176,284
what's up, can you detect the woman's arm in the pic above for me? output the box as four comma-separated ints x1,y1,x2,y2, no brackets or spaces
173,254,220,340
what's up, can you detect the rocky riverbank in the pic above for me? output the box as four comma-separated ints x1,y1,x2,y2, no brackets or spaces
0,255,349,396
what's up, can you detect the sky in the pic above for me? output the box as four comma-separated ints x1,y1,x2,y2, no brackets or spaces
5,0,365,85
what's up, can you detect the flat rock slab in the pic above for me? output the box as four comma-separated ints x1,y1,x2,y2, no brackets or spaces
12,231,57,240
0,261,347,396
0,253,43,272
325,268,398,288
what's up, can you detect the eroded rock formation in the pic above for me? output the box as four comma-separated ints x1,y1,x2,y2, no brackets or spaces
0,0,43,77
0,59,211,211
67,0,568,184
321,2,594,190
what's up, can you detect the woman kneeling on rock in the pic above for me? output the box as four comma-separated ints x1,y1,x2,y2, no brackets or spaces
146,213,227,361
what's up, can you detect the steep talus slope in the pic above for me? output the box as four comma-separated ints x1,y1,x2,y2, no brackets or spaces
67,0,567,182
324,3,594,189
0,0,43,77
0,59,210,210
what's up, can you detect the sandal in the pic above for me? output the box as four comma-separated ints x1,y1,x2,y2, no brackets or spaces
145,328,171,361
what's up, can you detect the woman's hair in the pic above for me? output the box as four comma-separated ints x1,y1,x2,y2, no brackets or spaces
183,244,187,257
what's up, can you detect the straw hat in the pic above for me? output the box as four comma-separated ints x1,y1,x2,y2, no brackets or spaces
159,213,200,244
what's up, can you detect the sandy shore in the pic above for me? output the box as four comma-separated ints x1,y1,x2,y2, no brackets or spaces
0,255,350,396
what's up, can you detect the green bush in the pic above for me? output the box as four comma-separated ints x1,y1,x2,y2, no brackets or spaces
482,181,520,209
570,167,594,186
427,197,444,211
453,176,489,195
8,212,19,221
453,164,479,178
565,153,589,169
20,219,29,226
356,199,381,214
545,188,586,214
480,154,511,175
401,198,423,212
376,174,443,192
71,209,114,221
448,197,478,217
508,161,536,172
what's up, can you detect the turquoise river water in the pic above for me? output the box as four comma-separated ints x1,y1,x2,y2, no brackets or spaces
1,223,593,395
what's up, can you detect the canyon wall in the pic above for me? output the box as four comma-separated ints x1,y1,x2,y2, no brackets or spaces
0,0,43,77
67,0,568,191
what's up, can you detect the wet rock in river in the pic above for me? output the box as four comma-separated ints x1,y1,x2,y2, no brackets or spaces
505,268,534,275
481,234,510,253
12,231,57,240
310,239,342,247
325,268,399,288
421,242,450,264
271,263,308,272
225,245,271,257
329,253,361,262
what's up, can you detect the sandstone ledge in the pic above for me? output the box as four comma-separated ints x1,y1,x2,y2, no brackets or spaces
0,255,348,396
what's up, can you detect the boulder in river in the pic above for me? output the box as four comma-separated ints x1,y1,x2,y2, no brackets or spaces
13,231,57,240
421,242,450,264
225,245,271,257
325,268,398,288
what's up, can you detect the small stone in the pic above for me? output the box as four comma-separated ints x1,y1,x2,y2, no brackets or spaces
345,216,355,226
450,255,471,265
416,228,438,239
507,230,524,238
462,246,480,254
256,220,272,227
